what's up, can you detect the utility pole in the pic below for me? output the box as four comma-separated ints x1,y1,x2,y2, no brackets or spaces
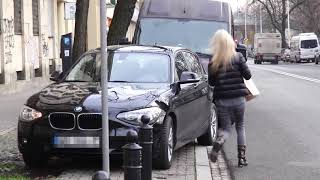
259,4,262,33
245,0,247,41
287,0,291,47
100,0,110,177
255,14,257,34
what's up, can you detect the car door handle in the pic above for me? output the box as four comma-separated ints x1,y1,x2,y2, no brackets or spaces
193,83,199,88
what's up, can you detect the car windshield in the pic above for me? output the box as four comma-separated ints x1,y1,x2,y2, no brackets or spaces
65,52,170,83
301,40,318,49
138,18,229,54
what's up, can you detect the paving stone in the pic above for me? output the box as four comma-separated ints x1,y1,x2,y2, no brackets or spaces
0,129,231,180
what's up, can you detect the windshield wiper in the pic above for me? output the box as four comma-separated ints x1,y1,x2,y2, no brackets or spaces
109,80,131,83
195,52,212,58
63,80,90,82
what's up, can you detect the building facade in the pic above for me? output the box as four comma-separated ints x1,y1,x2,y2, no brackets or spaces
0,0,140,86
0,0,76,85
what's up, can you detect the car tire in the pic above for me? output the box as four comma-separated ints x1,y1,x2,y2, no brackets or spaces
22,145,48,168
154,116,174,169
197,105,217,146
316,59,319,64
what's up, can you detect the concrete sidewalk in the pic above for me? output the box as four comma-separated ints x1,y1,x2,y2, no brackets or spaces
0,77,51,95
0,128,231,180
56,144,231,180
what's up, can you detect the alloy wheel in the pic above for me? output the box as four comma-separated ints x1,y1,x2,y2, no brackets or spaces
167,126,173,162
210,111,217,141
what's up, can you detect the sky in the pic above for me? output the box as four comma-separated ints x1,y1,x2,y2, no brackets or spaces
229,0,246,10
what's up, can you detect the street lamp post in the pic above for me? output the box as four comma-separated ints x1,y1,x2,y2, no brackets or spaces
259,4,262,33
100,0,110,175
287,0,291,47
245,0,247,41
92,1,110,179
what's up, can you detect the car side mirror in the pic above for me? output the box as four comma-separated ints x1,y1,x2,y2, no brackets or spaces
172,72,200,95
50,70,63,82
179,71,200,83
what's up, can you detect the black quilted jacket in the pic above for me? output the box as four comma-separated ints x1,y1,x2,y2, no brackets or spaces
208,53,252,99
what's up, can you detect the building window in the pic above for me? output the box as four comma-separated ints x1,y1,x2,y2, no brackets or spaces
32,0,39,36
14,0,23,35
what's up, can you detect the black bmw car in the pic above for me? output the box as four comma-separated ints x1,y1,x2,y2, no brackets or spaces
18,45,217,169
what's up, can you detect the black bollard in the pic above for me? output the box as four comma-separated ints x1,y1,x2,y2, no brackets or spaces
92,171,110,180
139,115,153,180
122,130,142,180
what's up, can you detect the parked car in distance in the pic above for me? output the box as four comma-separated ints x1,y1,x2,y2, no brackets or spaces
281,48,291,62
254,33,282,64
290,33,319,63
17,45,217,170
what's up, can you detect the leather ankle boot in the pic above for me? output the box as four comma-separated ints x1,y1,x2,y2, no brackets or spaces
210,137,224,162
238,145,248,167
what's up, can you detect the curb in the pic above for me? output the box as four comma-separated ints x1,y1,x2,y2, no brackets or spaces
195,146,232,180
195,146,212,180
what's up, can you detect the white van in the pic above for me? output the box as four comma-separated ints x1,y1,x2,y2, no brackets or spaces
254,33,282,64
290,33,319,63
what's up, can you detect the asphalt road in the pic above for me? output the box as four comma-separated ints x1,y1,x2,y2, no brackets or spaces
224,59,320,180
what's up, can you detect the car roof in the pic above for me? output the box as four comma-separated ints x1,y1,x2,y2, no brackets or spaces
90,45,187,54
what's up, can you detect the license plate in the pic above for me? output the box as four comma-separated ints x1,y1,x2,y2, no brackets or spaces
53,136,100,148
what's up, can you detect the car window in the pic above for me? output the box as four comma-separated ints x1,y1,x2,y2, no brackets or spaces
182,51,203,75
175,52,190,80
66,53,100,82
301,40,318,49
65,52,170,83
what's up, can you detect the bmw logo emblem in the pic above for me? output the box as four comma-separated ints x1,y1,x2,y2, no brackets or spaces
74,106,83,113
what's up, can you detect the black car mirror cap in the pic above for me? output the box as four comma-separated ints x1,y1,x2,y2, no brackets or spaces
50,70,63,82
172,71,201,95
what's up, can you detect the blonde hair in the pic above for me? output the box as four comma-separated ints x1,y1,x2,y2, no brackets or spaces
209,29,236,73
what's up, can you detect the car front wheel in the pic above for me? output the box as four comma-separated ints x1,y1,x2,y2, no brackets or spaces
154,116,174,169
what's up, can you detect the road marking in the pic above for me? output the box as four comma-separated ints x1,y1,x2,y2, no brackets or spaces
0,127,16,136
252,66,320,84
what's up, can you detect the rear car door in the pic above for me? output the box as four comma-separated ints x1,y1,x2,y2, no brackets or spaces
182,51,211,139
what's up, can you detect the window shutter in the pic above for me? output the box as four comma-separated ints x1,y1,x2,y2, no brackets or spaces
32,0,39,36
14,0,23,35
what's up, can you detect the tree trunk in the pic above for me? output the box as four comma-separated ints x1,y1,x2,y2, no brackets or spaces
72,0,89,63
108,0,137,45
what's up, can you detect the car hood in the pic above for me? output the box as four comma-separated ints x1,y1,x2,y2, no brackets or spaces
27,82,171,113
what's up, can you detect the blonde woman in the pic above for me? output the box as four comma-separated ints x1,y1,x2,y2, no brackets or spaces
208,30,252,167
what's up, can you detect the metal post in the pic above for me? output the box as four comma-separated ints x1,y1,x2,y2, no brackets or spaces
139,116,153,180
255,14,257,34
244,0,247,41
91,2,109,179
259,5,262,33
100,0,110,176
287,0,291,47
92,171,110,180
123,130,142,180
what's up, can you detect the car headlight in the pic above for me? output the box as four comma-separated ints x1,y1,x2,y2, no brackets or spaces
117,107,165,124
20,106,42,122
